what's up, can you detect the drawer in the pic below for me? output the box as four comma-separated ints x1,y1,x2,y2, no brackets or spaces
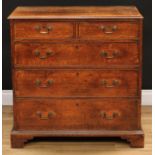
14,69,138,97
79,21,139,40
14,98,139,130
14,42,139,67
14,21,73,40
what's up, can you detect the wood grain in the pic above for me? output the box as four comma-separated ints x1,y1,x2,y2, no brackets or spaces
14,98,140,131
14,69,139,97
8,6,144,148
14,42,139,67
3,106,151,154
79,21,139,40
8,6,143,19
14,21,74,40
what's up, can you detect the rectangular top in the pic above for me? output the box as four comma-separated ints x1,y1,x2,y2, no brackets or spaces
8,6,143,19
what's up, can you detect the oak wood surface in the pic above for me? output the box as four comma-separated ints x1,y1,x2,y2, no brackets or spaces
8,6,143,19
14,21,74,40
14,42,139,67
9,6,144,148
79,21,139,40
14,69,139,97
14,98,140,130
14,21,139,40
3,106,151,154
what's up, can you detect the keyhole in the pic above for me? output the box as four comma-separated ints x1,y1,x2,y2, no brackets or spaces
75,45,79,49
76,72,79,77
76,103,79,106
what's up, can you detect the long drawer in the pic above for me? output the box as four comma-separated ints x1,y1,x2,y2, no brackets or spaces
14,21,74,40
14,69,139,97
14,98,140,131
14,42,139,67
79,21,139,40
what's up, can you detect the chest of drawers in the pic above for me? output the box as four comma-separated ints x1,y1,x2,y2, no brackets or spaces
8,6,144,148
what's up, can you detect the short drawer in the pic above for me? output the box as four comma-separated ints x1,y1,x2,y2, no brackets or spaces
14,42,139,67
14,98,140,131
14,21,73,40
79,21,139,40
14,69,139,97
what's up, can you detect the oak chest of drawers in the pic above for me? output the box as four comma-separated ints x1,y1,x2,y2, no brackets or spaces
8,6,144,148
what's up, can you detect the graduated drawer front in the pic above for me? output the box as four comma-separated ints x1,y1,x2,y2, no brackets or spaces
14,70,138,97
14,98,139,131
14,21,73,40
14,42,139,67
79,21,139,40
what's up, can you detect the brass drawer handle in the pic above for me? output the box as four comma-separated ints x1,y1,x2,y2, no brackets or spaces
34,50,54,59
36,111,56,120
35,25,52,34
100,50,120,59
101,79,120,88
35,79,53,88
100,111,120,120
100,25,117,34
